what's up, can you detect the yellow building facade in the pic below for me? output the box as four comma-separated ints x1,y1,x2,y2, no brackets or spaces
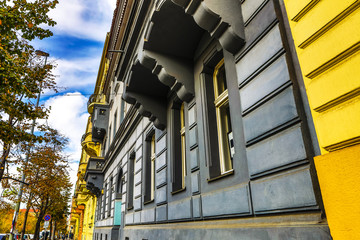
70,134,98,240
70,101,107,240
69,34,110,240
283,0,360,239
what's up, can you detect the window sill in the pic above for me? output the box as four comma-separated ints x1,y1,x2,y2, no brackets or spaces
143,199,154,205
207,169,234,182
171,187,186,195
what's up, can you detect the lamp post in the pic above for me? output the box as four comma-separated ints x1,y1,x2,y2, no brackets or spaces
9,50,49,240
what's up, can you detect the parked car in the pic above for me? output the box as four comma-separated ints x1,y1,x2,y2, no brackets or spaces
0,234,23,240
0,234,18,240
23,234,33,240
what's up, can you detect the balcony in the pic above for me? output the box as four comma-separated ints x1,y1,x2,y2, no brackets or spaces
78,182,87,192
74,178,90,199
91,104,110,143
87,93,106,114
81,132,100,157
84,157,105,197
74,191,89,205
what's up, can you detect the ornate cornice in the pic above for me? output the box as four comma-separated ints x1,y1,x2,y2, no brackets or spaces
171,0,245,54
140,50,194,102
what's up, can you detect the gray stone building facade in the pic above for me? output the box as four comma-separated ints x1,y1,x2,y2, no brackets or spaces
85,0,332,239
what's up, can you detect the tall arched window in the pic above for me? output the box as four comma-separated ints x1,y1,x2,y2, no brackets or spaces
144,129,156,203
127,151,135,210
171,100,187,193
115,168,123,198
213,59,233,173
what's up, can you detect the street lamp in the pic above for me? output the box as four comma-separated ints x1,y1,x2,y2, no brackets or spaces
9,50,49,240
35,49,50,57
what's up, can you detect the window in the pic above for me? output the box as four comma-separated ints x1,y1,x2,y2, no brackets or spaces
171,101,186,193
127,151,135,209
115,168,123,197
213,59,233,174
113,111,117,140
150,135,156,199
107,177,113,217
102,183,107,219
144,130,155,203
120,100,125,123
109,125,112,144
201,52,235,180
180,103,187,187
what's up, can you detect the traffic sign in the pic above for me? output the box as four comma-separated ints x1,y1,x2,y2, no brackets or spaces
44,214,51,221
44,221,50,229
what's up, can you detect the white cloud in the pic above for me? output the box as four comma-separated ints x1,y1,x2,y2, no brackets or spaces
44,93,89,185
49,0,116,41
1,90,88,200
2,0,117,205
51,55,101,91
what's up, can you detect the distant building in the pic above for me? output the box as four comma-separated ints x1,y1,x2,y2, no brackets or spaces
69,34,111,240
77,0,360,239
70,146,97,240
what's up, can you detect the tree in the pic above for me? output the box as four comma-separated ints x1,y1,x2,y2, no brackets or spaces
0,200,13,232
2,127,71,239
20,129,71,240
0,0,59,181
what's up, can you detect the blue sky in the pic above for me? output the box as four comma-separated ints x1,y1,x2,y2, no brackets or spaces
31,0,116,185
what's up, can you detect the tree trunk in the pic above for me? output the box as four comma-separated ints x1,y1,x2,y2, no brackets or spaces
34,210,44,240
0,144,11,181
0,158,5,182
51,221,56,240
20,200,31,240
34,197,49,240
49,219,53,240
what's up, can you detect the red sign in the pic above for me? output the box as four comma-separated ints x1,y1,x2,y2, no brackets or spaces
44,214,51,221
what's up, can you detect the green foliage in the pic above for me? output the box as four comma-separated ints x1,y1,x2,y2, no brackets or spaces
25,130,71,240
1,127,72,238
0,0,59,180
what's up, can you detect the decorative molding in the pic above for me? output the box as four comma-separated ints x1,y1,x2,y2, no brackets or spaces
172,0,245,54
314,87,360,113
124,0,246,130
299,1,360,49
236,20,279,64
244,0,270,27
291,0,320,22
122,70,167,130
305,41,360,79
123,50,194,130
246,117,301,147
140,51,194,102
249,159,309,180
242,81,292,116
324,136,360,152
239,49,285,88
